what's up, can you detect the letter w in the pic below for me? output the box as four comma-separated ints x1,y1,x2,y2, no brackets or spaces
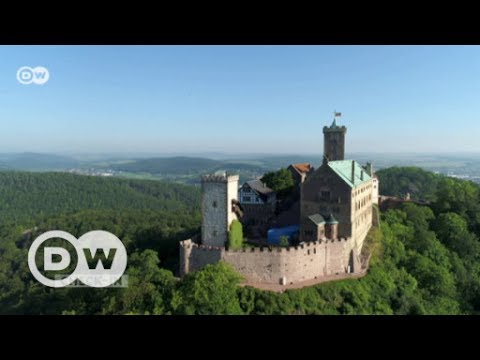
83,248,117,270
34,71,46,79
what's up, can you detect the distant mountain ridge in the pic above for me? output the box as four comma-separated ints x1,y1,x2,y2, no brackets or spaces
1,153,479,186
0,152,79,170
110,156,270,175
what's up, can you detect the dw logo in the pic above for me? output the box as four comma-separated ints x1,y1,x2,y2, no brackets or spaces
17,66,50,85
28,230,127,288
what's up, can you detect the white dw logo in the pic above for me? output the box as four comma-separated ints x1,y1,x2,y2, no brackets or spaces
17,66,50,85
28,230,127,288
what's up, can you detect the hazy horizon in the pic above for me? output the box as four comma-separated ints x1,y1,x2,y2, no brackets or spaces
2,150,480,160
2,45,480,153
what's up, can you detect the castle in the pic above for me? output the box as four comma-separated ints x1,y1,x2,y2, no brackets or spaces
180,117,377,287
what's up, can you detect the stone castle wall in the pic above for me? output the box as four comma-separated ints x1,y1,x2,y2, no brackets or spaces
180,237,362,285
180,242,223,275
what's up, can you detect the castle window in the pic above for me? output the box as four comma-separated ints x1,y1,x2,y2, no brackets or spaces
212,201,217,208
314,248,316,254
320,191,330,200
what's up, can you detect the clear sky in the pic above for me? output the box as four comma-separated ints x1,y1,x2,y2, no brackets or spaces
1,45,480,155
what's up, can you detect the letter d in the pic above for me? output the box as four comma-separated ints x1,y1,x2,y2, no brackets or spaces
44,247,71,271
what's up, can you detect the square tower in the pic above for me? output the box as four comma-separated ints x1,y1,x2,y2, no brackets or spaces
201,173,240,247
323,119,347,161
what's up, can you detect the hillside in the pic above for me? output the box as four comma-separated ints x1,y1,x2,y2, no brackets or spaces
0,171,200,225
376,166,442,201
2,167,480,314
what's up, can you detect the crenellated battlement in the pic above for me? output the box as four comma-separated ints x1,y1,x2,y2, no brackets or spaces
182,236,351,255
201,174,240,183
180,233,360,284
323,125,347,132
180,239,223,251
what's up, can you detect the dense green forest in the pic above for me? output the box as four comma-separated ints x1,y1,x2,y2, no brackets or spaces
0,172,200,225
1,168,480,314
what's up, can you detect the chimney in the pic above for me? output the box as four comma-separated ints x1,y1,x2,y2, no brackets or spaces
360,170,364,181
351,161,355,182
366,162,372,176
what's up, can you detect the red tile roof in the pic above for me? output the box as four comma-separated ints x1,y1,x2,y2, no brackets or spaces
292,163,312,174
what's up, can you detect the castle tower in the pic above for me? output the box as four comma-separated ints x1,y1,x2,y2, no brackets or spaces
323,118,347,162
325,213,339,239
201,173,239,247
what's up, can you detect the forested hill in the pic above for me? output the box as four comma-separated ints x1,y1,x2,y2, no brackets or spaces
376,166,442,201
0,172,201,225
3,167,480,314
3,166,480,314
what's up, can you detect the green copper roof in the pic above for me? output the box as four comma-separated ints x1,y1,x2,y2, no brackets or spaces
308,214,326,225
326,213,339,224
327,160,371,188
331,118,337,128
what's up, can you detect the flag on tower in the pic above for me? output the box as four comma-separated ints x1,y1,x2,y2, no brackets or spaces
334,112,342,117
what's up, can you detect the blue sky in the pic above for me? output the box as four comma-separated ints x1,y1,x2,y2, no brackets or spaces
0,45,479,155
